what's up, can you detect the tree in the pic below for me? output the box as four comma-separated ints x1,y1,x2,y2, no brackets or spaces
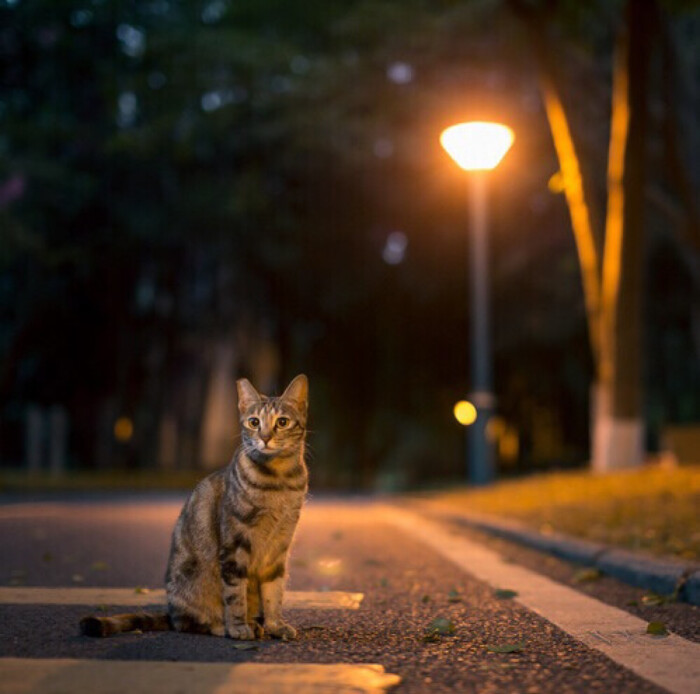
508,0,698,471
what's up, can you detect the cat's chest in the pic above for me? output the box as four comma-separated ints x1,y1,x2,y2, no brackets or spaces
250,505,299,545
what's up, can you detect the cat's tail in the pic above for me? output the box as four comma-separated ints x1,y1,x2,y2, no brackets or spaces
80,612,171,637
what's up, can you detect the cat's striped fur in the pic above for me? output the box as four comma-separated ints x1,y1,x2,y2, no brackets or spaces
80,374,309,640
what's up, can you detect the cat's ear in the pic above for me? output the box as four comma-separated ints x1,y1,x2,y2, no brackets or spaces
237,378,261,413
282,374,308,413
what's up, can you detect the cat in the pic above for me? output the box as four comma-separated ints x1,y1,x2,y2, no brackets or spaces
80,374,309,641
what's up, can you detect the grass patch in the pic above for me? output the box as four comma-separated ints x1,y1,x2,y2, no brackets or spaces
427,464,700,561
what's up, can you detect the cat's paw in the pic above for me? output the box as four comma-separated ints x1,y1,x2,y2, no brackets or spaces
265,621,297,641
227,623,255,640
252,621,265,639
210,624,226,637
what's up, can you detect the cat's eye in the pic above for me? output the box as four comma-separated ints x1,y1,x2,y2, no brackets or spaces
247,417,260,429
276,417,289,429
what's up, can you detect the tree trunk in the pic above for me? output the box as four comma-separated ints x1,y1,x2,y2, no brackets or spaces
593,0,655,471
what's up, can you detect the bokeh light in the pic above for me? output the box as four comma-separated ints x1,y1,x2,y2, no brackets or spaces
453,400,477,426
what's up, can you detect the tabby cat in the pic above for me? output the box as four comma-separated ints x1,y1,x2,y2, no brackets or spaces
80,374,309,640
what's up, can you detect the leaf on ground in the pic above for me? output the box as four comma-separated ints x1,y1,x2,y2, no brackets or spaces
129,629,143,635
423,616,456,641
232,643,258,650
72,574,84,583
641,592,671,606
494,589,518,600
91,561,109,571
646,621,668,636
573,568,602,583
421,594,431,604
447,588,462,603
486,641,525,653
134,586,150,594
626,600,639,607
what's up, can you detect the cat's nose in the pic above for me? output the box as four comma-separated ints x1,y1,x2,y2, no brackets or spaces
260,432,273,444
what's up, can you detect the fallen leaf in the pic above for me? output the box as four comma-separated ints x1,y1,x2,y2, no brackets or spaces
641,592,670,606
129,629,143,635
646,621,668,636
423,616,455,641
232,643,258,650
573,568,602,584
447,588,462,603
134,586,150,594
486,641,525,653
494,589,518,600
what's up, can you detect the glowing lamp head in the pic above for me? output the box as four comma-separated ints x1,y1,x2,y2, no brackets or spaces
453,400,477,426
440,121,514,171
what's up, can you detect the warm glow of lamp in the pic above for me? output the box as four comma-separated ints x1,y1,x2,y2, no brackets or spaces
440,122,514,171
114,416,134,443
454,400,478,426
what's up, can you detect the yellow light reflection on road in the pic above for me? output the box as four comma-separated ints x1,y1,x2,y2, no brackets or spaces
316,557,343,576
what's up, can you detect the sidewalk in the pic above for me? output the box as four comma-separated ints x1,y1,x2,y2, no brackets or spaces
409,464,700,605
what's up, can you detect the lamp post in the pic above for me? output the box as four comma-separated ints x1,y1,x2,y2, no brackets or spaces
440,121,514,485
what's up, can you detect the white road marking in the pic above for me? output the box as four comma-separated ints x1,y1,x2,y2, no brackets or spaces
0,659,401,694
0,587,363,610
383,505,700,694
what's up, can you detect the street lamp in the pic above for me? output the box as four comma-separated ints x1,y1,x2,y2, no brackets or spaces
440,121,514,485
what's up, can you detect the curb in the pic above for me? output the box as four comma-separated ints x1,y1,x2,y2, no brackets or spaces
409,500,700,606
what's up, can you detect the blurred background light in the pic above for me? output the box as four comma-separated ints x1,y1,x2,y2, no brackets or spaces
382,231,408,265
386,61,414,85
113,417,134,444
454,401,478,426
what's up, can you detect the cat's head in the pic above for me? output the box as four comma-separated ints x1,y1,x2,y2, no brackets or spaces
236,374,308,463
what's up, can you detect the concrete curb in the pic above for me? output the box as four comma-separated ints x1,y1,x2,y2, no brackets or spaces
409,500,700,606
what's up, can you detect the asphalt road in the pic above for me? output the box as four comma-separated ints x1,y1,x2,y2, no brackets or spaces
0,494,693,693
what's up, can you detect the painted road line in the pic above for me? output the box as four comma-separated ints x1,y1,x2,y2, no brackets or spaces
0,587,363,609
0,659,401,694
383,505,700,694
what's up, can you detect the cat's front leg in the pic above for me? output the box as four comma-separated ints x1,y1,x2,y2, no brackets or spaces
260,563,296,640
220,552,254,640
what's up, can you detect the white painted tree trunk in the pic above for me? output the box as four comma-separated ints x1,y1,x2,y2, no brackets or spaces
591,384,644,473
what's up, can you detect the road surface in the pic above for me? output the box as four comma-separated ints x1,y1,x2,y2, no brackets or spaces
0,494,697,693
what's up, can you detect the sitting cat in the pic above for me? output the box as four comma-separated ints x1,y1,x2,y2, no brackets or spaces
80,374,309,640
